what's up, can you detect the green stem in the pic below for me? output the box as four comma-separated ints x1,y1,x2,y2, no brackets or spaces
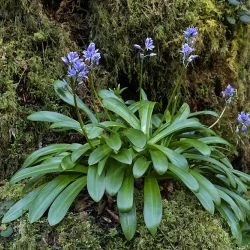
209,105,227,129
89,72,111,121
139,59,144,102
71,81,93,148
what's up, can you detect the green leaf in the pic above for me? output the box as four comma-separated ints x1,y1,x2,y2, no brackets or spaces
105,133,122,152
88,145,112,165
87,165,105,202
28,111,74,123
22,144,72,168
28,175,78,223
61,154,76,170
123,128,147,148
98,156,108,176
117,173,134,212
190,169,221,206
105,160,125,196
71,141,100,162
139,101,156,138
176,139,211,156
50,121,81,133
119,203,137,240
193,186,215,214
173,103,190,122
54,80,97,123
150,150,168,175
99,121,127,129
48,176,87,226
152,144,188,169
0,226,14,238
189,110,219,118
240,15,250,23
2,185,44,223
133,157,151,178
217,205,242,244
217,189,245,221
11,162,62,183
103,97,140,129
112,148,133,165
199,137,230,146
99,89,123,101
169,164,199,192
144,177,162,235
85,124,103,139
149,119,203,144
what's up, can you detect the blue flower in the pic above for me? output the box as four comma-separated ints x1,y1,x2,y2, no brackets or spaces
67,59,89,79
236,111,250,133
184,26,198,41
133,44,142,50
221,84,235,104
83,42,101,66
62,52,79,65
145,38,155,51
180,43,195,63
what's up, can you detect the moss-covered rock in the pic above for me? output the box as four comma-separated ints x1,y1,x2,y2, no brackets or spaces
0,182,239,249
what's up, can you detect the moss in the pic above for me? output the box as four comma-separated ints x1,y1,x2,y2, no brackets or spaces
0,0,77,179
0,182,238,249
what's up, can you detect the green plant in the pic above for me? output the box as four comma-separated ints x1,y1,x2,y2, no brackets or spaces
227,0,250,23
2,37,250,246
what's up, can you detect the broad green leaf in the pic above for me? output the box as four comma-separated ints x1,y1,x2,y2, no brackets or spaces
199,137,230,146
189,110,218,118
22,144,72,168
139,101,156,138
105,161,125,196
103,97,140,129
28,175,78,223
183,153,236,188
61,154,76,170
48,176,87,226
217,189,245,221
169,164,199,192
11,162,62,183
193,186,215,214
119,203,137,240
88,145,112,165
217,205,242,244
144,177,162,235
99,121,127,129
117,173,134,212
28,111,74,123
50,121,81,133
149,119,203,144
54,80,97,123
128,102,140,113
112,148,133,165
240,15,250,23
87,165,105,202
232,169,250,184
2,185,44,223
190,169,221,205
151,114,162,128
176,139,211,156
216,186,250,216
98,156,108,176
152,144,188,169
99,89,123,101
173,103,190,122
150,150,168,175
133,157,151,178
105,133,122,152
71,141,100,162
123,128,147,148
85,124,103,139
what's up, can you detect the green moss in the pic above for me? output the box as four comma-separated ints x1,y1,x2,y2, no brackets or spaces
0,0,77,179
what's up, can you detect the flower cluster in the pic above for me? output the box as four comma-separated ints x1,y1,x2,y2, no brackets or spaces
180,26,198,67
62,42,101,83
133,37,157,59
221,84,235,104
236,111,250,133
